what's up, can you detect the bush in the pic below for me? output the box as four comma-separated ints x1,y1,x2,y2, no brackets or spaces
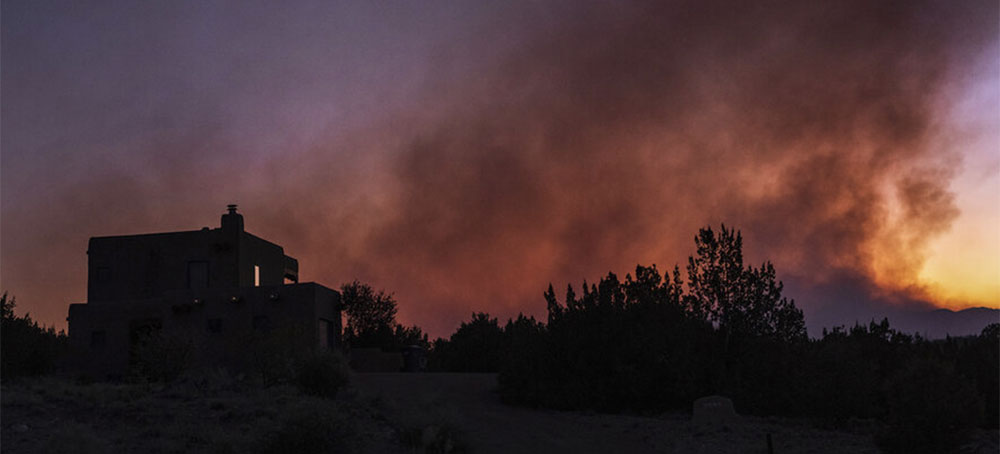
876,359,983,454
255,401,357,454
243,323,315,386
295,350,350,398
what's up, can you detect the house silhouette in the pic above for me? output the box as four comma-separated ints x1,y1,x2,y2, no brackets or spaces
67,205,341,379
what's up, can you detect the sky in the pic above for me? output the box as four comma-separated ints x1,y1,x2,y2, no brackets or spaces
2,0,998,338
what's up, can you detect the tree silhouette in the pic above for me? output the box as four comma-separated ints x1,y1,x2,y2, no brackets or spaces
339,281,427,350
1,293,67,379
685,225,805,342
436,312,504,372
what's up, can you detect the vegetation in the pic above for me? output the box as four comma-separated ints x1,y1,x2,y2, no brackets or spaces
125,320,352,402
129,332,196,383
427,225,997,453
875,358,983,454
685,226,805,343
429,313,505,373
1,375,395,454
1,293,68,380
255,399,358,454
242,323,317,386
341,281,429,351
294,350,350,398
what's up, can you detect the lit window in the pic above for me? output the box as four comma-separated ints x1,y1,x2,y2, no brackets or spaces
254,265,260,287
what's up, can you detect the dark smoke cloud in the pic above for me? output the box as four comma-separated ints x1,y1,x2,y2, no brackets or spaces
2,0,995,337
286,0,995,336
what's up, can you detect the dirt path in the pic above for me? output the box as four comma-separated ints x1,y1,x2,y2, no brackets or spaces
354,373,879,454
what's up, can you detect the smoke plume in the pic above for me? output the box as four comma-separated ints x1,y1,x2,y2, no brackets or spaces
2,0,996,336
267,0,991,335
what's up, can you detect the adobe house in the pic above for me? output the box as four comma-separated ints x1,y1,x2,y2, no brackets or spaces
67,205,341,379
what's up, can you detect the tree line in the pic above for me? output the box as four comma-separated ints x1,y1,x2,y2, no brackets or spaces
1,293,68,380
419,225,997,454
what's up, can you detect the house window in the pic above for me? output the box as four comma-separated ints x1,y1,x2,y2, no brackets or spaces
207,318,223,334
91,330,106,348
187,261,209,289
254,265,260,287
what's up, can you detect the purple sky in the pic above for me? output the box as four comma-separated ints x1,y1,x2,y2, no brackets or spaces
2,0,997,338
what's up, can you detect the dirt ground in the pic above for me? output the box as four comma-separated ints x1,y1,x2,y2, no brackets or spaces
354,372,881,454
1,376,402,454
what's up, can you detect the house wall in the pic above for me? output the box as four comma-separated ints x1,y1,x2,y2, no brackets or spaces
87,229,239,303
87,219,295,305
68,283,341,379
71,207,337,379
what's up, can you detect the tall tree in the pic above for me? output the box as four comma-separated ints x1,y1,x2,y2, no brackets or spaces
685,225,805,342
340,281,399,349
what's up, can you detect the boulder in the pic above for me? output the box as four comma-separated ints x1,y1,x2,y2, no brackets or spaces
692,395,739,427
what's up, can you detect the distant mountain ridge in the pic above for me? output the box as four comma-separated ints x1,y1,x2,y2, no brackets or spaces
876,307,997,339
807,305,999,339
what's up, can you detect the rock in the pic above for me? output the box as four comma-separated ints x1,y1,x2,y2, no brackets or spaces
692,395,739,427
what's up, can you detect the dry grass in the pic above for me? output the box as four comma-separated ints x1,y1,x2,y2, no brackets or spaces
1,372,401,454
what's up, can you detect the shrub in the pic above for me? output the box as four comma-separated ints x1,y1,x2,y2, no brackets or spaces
244,323,315,386
129,332,196,382
295,350,350,398
255,401,357,454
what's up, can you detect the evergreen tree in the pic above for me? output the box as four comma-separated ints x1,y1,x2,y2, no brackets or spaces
685,225,805,342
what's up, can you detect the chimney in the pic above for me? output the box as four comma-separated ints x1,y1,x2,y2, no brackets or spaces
221,204,244,232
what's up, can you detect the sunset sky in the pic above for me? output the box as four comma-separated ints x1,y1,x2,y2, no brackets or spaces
2,0,997,338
